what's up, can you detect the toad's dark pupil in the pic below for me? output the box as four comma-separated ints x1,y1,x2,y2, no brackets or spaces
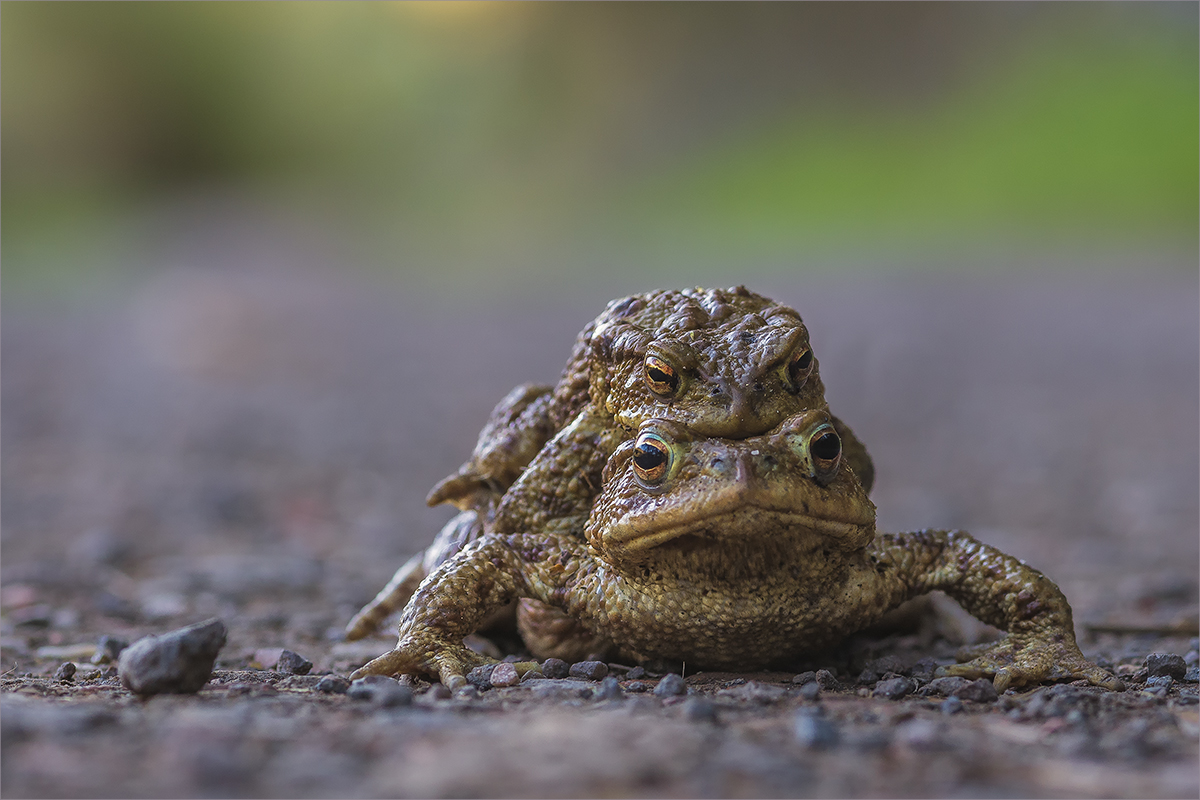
634,444,667,471
647,366,675,386
794,350,813,371
811,431,841,461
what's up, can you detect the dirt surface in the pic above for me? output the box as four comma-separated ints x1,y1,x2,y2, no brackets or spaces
2,253,1198,798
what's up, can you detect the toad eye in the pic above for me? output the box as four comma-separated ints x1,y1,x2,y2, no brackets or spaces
787,348,814,390
644,355,680,397
632,432,671,484
808,425,842,485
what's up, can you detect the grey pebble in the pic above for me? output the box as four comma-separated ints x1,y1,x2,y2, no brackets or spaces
794,710,839,749
654,673,687,697
593,676,624,700
466,664,495,690
118,618,227,696
683,697,718,722
919,676,970,697
568,660,608,681
909,658,941,683
1146,675,1173,689
956,678,999,703
941,696,964,715
348,674,413,707
791,670,816,686
624,680,649,693
54,662,76,682
1144,653,1187,680
490,662,521,687
315,675,350,694
873,676,915,700
815,669,841,691
276,649,313,676
91,635,129,665
798,681,821,701
626,666,646,680
1184,666,1200,683
541,658,569,679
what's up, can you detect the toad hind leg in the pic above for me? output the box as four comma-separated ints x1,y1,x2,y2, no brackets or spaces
870,530,1123,692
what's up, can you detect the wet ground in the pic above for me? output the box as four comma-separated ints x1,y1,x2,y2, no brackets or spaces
2,244,1197,797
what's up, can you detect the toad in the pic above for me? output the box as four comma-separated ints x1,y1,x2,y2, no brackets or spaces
353,410,1122,693
346,287,873,640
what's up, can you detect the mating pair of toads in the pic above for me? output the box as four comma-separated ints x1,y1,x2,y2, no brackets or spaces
348,287,1121,693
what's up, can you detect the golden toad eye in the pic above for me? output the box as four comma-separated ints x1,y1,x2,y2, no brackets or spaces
632,432,671,483
644,355,680,396
808,425,841,485
787,348,814,390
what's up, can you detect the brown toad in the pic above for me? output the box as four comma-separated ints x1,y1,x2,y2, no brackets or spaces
346,287,873,640
353,410,1122,693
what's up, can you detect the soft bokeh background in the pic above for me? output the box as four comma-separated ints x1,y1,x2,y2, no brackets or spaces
3,2,1196,294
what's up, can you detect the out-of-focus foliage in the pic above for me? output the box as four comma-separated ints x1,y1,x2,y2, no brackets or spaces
2,3,1196,290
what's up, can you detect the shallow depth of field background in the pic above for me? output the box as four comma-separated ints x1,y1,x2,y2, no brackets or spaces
3,2,1196,294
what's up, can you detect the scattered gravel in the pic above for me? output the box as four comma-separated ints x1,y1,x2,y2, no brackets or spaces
654,673,687,697
118,618,227,696
540,658,569,679
1145,652,1188,680
568,660,608,681
315,675,350,694
277,649,313,676
872,676,915,699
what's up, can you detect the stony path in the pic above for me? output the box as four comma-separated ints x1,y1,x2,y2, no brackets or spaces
3,264,1197,797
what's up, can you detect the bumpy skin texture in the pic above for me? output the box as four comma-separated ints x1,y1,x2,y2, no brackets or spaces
345,287,873,641
353,411,1122,693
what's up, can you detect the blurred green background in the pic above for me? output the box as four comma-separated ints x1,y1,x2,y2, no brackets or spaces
2,2,1197,295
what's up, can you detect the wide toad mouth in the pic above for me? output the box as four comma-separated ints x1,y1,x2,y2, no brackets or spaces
603,505,873,551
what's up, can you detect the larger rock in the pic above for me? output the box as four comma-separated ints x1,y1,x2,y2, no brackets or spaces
118,618,227,696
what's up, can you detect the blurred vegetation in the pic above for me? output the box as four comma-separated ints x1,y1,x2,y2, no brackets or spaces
2,3,1196,293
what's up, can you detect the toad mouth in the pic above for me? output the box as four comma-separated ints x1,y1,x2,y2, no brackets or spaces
605,506,873,551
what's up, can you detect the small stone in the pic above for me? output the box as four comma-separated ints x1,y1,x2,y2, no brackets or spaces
814,669,840,691
798,681,821,701
918,676,970,697
873,676,915,700
466,664,496,690
909,658,940,683
455,685,480,700
347,675,413,707
1144,653,1187,680
593,676,623,701
791,671,817,686
858,655,906,684
794,710,839,749
956,678,999,703
315,675,350,694
541,658,569,679
625,681,649,693
54,662,76,682
91,636,129,665
568,660,608,681
1145,675,1173,689
490,662,520,687
276,649,313,676
684,697,718,722
941,696,964,715
626,666,646,680
1184,666,1199,683
654,673,687,697
118,618,227,696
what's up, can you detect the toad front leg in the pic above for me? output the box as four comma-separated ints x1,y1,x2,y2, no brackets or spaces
870,530,1123,692
351,533,587,689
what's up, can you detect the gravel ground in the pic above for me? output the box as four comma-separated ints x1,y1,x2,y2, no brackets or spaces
2,249,1197,797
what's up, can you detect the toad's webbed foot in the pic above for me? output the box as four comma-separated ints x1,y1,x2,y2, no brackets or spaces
350,635,494,690
937,637,1125,692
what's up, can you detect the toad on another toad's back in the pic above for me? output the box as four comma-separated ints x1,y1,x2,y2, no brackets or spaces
346,287,873,641
354,409,1122,693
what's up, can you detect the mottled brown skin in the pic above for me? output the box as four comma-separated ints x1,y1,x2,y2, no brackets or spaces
346,287,873,640
353,411,1122,694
